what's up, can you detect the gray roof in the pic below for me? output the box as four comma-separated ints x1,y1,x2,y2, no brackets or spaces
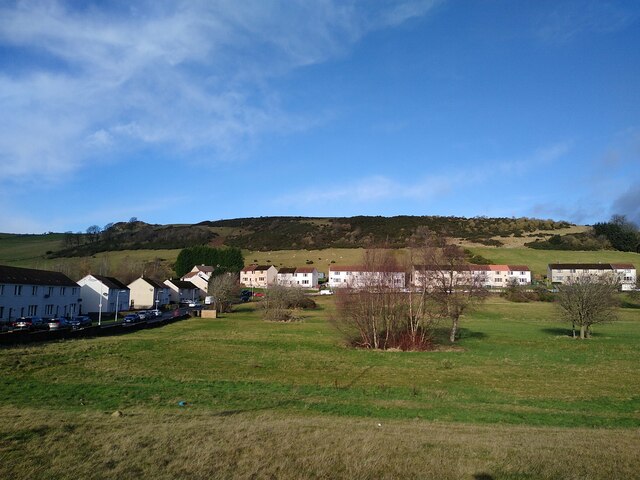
166,279,199,289
92,274,129,290
0,264,78,287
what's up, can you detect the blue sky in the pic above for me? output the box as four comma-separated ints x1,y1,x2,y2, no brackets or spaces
1,0,639,233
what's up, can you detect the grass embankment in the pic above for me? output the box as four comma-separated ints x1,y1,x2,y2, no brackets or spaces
1,297,639,478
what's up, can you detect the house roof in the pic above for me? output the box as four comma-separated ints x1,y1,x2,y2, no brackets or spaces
242,264,274,272
330,265,404,273
91,274,129,290
413,264,530,272
548,263,615,270
295,267,316,274
131,277,168,289
0,264,77,287
611,263,636,269
165,279,198,289
278,267,297,274
192,265,214,273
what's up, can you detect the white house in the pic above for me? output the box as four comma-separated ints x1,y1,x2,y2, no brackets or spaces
240,265,278,288
548,263,636,291
0,265,80,321
276,267,319,288
77,274,130,315
128,277,171,309
411,264,531,289
181,265,214,295
164,279,202,304
328,265,406,290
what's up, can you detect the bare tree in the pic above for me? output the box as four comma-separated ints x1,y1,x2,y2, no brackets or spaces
333,249,433,350
557,274,619,339
208,274,240,313
411,229,487,343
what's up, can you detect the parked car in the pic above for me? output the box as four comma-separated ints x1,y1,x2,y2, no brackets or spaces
149,309,162,318
47,317,71,331
253,292,265,298
319,289,334,295
123,314,141,325
136,311,148,320
69,316,92,330
12,316,47,331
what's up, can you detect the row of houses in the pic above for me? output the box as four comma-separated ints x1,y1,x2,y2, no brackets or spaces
0,264,204,322
1,260,636,322
328,264,533,290
240,263,637,291
240,265,321,288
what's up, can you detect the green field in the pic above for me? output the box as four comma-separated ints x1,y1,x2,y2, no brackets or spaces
1,297,639,478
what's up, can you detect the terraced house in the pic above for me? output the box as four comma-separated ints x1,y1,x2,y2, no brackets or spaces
548,263,637,291
411,264,531,289
240,265,278,288
328,265,406,290
0,265,79,321
276,267,319,288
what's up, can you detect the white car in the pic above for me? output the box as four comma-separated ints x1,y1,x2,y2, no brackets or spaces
319,290,334,295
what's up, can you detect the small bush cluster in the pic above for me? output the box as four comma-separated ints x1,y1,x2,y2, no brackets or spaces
261,286,316,322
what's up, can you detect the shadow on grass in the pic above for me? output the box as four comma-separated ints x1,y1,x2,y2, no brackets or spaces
541,327,604,338
619,300,640,309
431,326,487,345
473,474,494,480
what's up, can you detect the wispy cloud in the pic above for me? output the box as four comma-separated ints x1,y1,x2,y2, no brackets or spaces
535,0,638,43
0,0,441,184
275,141,571,209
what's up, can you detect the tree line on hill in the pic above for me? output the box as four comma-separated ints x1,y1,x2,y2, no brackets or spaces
51,219,217,258
201,215,572,250
525,215,640,252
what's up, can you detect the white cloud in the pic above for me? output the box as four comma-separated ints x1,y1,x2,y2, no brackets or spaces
0,0,441,183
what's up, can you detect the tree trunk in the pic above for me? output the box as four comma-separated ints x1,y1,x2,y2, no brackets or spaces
580,324,586,339
449,316,459,343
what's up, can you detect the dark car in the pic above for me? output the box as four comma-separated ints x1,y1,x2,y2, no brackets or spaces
47,318,71,331
123,314,141,325
69,316,92,330
12,316,47,331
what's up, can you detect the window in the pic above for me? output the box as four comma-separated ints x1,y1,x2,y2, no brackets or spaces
48,287,54,296
0,285,3,295
32,286,38,295
494,278,502,282
45,305,54,315
14,285,22,295
72,287,78,295
28,305,37,316
60,287,66,296
0,307,3,319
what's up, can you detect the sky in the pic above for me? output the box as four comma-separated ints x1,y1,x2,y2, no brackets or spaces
1,0,639,234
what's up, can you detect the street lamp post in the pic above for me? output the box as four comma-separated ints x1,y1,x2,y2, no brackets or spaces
114,289,126,323
98,282,105,327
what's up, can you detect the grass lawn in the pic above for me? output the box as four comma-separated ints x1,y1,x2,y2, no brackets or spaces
1,296,639,478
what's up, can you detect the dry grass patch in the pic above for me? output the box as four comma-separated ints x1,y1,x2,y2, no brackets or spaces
1,407,638,480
